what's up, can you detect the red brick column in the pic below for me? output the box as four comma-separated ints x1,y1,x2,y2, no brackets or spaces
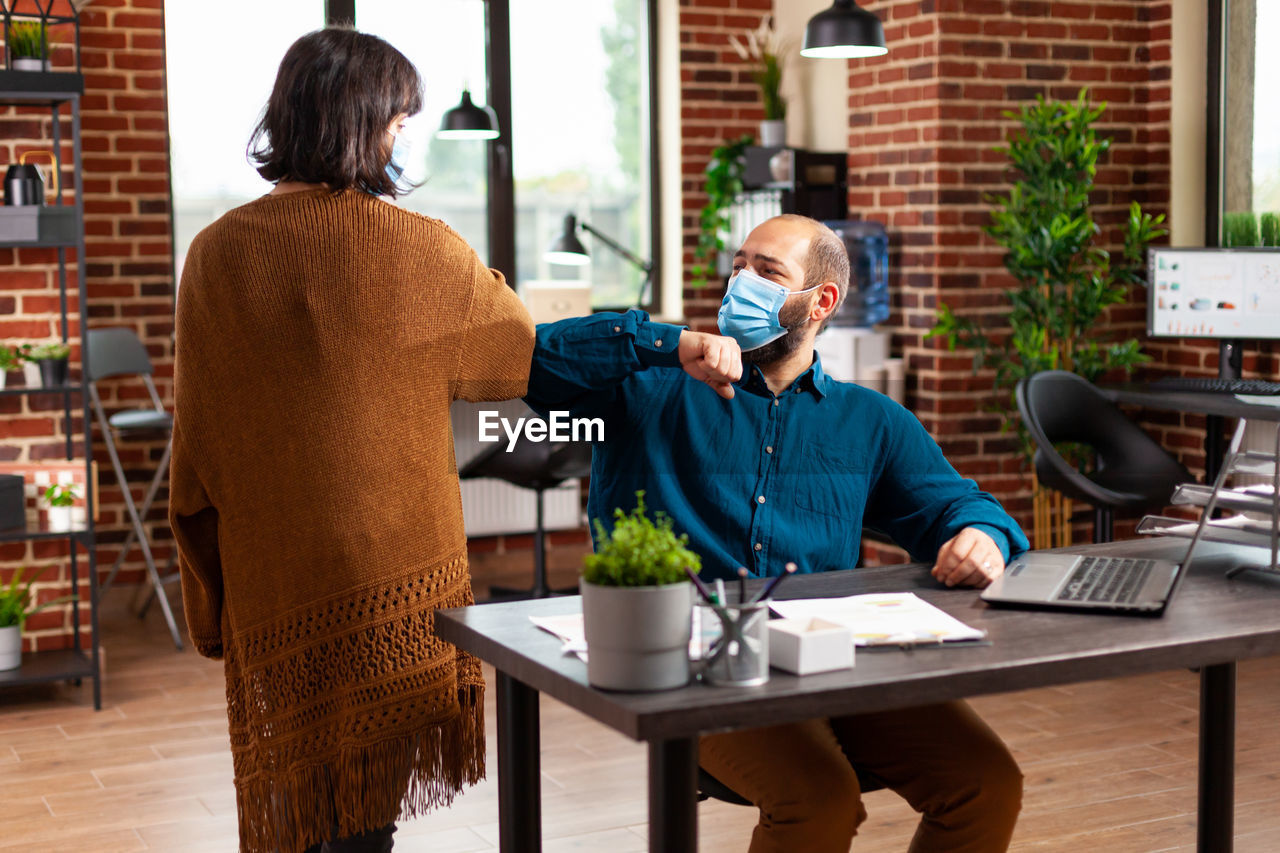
678,0,775,331
846,0,1175,559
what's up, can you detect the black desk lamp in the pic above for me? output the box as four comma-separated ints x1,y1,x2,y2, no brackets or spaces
546,213,654,307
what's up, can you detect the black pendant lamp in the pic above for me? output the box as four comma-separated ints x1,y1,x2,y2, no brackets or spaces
800,0,888,59
437,89,500,140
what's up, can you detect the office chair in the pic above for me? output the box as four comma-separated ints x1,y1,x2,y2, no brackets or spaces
1016,370,1192,543
86,327,183,650
458,408,592,599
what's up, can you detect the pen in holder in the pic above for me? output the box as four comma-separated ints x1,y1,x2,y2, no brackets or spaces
698,599,770,686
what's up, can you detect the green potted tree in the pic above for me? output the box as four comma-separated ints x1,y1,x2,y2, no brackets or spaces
928,90,1166,548
8,21,50,72
43,483,79,532
25,341,71,388
0,566,74,670
580,492,702,692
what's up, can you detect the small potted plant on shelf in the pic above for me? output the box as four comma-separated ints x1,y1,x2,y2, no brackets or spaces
7,21,50,72
24,342,71,389
580,491,701,692
0,565,75,671
43,483,79,532
730,15,787,147
0,346,23,391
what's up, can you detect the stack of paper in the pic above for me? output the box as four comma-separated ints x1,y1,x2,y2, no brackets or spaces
769,593,986,647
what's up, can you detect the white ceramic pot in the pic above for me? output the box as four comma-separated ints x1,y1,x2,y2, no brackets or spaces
0,624,21,671
12,57,47,72
759,119,786,148
22,361,39,388
580,579,692,692
0,370,6,391
46,505,74,532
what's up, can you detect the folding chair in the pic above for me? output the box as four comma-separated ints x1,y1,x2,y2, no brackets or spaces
86,328,183,650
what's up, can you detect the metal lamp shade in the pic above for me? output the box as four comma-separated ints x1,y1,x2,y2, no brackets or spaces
546,214,591,266
437,89,499,140
800,0,888,59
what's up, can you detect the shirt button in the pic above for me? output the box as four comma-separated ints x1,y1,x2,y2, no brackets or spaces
765,446,773,454
757,495,766,504
772,399,779,407
655,339,663,347
754,543,763,552
613,326,621,332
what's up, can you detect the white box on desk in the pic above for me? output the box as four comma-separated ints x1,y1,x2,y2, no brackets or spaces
768,617,854,675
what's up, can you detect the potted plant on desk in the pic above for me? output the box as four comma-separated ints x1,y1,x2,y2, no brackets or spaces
0,566,75,670
580,492,701,692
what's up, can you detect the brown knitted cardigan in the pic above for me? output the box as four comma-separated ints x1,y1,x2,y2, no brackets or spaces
170,188,533,853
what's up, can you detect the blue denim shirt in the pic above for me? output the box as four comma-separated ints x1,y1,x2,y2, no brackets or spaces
525,311,1029,581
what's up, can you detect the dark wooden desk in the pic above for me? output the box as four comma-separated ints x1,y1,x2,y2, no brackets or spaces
1102,384,1280,422
1101,384,1280,481
436,538,1280,853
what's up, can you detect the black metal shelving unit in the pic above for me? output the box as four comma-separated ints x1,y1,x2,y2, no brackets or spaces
0,72,100,709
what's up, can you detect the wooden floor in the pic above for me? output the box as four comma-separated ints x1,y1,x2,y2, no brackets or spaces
3,561,1280,852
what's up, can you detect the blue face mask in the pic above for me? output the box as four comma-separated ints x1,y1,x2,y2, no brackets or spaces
717,268,820,351
385,133,412,190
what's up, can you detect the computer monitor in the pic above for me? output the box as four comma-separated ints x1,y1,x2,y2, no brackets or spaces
1148,247,1280,339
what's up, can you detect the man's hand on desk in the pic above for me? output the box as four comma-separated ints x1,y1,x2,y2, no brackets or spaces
678,330,743,400
932,527,1005,588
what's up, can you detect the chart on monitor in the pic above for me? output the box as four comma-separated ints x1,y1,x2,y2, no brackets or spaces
1148,247,1280,339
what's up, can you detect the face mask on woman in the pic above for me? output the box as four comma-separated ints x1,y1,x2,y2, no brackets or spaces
386,132,413,187
717,267,820,352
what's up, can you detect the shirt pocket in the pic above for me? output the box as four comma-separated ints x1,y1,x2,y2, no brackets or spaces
790,440,869,522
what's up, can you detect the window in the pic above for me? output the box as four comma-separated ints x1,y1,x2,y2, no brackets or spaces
164,1,322,279
510,0,655,310
165,0,659,310
356,0,489,257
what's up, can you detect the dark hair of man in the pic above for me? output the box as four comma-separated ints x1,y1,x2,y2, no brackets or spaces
248,28,423,198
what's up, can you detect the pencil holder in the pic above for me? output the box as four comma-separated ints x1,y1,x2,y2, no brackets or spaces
697,600,769,686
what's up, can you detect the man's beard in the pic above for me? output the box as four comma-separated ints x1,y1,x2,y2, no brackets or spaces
741,297,813,367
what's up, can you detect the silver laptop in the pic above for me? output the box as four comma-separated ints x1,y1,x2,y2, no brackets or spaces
980,552,1184,614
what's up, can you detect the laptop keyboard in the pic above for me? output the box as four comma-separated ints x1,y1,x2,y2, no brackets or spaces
1055,557,1156,605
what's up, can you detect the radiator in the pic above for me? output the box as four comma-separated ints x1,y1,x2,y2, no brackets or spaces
451,399,585,537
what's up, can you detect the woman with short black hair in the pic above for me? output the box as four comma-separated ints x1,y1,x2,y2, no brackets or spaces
170,28,533,853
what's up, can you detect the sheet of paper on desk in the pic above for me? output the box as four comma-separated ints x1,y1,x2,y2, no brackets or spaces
1235,394,1280,406
529,612,706,662
769,593,986,647
529,614,590,662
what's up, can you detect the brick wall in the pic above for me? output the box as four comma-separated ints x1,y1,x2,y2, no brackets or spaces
677,0,1180,561
678,0,775,331
857,0,1177,557
1,0,174,652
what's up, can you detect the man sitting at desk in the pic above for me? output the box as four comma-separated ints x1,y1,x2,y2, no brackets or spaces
525,214,1030,852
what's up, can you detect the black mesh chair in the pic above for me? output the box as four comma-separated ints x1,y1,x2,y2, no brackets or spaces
458,409,592,599
1016,370,1192,543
